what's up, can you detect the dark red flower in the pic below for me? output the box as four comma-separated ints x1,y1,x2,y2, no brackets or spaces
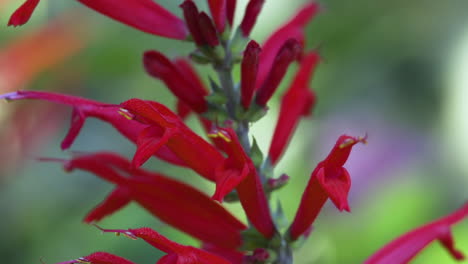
226,0,237,27
268,51,320,165
180,0,206,46
143,51,208,113
9,0,189,40
56,252,136,264
254,38,302,107
239,0,265,37
241,40,261,110
0,90,186,166
207,0,226,33
288,135,366,240
50,152,246,249
365,202,468,264
209,127,276,239
256,3,320,90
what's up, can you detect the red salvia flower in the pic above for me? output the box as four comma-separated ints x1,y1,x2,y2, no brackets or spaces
226,0,236,27
255,38,302,107
256,3,320,90
180,0,207,46
143,51,208,113
199,12,220,47
120,98,224,181
209,127,276,238
241,40,261,110
288,135,367,241
365,202,468,264
49,152,246,249
56,252,136,264
0,90,186,166
207,0,226,33
268,51,320,165
100,227,233,263
9,0,189,40
239,0,265,37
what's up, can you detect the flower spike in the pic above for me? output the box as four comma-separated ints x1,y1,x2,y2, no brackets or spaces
365,202,468,264
288,135,366,240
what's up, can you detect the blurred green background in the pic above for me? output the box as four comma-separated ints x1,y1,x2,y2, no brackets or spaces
1,0,467,263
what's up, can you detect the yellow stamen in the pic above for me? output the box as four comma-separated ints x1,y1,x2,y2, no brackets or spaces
118,108,133,120
208,130,232,142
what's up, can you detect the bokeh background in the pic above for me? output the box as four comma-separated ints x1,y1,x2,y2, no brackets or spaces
1,0,468,263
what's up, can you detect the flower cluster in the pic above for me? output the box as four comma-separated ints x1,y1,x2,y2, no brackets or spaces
4,0,467,263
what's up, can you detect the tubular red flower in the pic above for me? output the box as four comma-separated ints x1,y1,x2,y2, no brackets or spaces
56,252,136,264
198,12,220,47
268,51,319,165
143,51,208,113
365,202,468,264
0,90,185,166
255,38,302,107
57,152,246,248
120,98,224,181
9,0,189,40
180,0,206,46
7,0,39,26
99,227,232,263
288,135,366,240
239,0,265,37
256,2,320,89
241,40,262,109
207,0,226,33
226,0,237,26
209,127,276,238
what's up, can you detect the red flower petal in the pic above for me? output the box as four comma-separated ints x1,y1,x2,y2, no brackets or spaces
226,0,236,26
121,98,224,181
268,52,319,164
0,90,186,166
78,0,188,39
208,128,275,238
256,3,319,90
143,51,208,113
100,227,232,263
59,152,246,248
241,40,261,109
239,0,265,37
207,0,226,33
84,187,131,223
180,0,206,46
288,135,365,240
198,12,220,47
255,38,302,107
365,202,468,264
56,252,136,264
7,0,40,26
